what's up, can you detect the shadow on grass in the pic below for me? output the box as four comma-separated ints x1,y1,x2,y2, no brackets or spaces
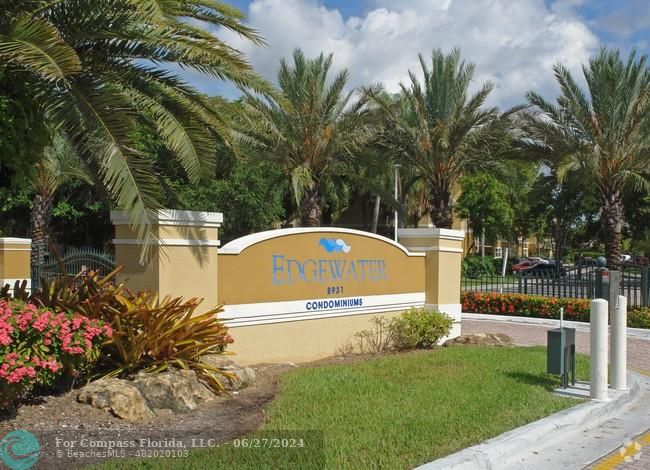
505,371,559,391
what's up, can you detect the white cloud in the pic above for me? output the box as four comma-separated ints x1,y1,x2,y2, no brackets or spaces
212,0,600,108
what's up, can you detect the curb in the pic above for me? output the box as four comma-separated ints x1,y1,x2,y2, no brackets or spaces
462,313,650,340
416,371,644,470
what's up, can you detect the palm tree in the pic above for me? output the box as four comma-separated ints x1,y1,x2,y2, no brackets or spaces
0,1,267,256
523,48,650,268
30,134,92,267
365,48,518,228
237,49,376,227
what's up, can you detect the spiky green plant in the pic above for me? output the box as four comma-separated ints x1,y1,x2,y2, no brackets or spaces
236,48,376,226
0,1,267,258
523,48,650,268
365,48,520,228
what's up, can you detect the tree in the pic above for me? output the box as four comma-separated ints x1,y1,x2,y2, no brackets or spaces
527,172,599,265
365,48,519,228
30,134,92,266
523,48,650,268
237,49,376,227
0,1,267,257
455,173,514,253
0,71,50,185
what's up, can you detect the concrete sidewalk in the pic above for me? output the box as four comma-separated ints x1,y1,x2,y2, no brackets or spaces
416,315,650,470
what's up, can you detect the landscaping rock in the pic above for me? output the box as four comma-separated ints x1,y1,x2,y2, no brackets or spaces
201,354,256,391
443,333,514,347
132,369,215,412
201,354,236,369
217,366,256,391
77,379,154,421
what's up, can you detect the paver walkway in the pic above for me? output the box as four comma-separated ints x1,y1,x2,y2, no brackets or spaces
462,318,650,469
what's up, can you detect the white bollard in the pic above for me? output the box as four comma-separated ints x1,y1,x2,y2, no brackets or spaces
590,299,609,400
610,295,627,390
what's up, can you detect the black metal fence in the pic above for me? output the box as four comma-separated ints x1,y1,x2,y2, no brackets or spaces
462,265,650,308
31,246,116,290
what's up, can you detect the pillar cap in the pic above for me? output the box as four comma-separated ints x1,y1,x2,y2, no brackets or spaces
398,228,465,241
0,238,32,246
111,210,223,228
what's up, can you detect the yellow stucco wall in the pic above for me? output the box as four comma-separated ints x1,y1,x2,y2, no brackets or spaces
0,239,31,281
229,310,405,365
218,231,424,306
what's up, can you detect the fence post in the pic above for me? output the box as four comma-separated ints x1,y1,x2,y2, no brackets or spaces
590,298,608,400
642,267,649,307
611,295,627,391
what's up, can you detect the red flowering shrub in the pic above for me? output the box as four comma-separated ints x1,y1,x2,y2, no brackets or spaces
0,300,111,413
461,292,591,321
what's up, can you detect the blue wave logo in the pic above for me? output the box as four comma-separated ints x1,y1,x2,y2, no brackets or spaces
319,238,351,253
0,430,40,470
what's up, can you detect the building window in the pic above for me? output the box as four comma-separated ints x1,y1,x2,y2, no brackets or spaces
523,247,529,257
495,247,503,258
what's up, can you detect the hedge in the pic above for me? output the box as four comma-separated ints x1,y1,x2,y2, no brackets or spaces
461,291,650,329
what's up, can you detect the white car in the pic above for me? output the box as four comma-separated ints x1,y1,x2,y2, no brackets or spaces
620,254,632,263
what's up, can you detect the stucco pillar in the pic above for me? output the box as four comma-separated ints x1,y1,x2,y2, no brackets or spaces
0,238,32,293
111,210,222,308
398,228,465,338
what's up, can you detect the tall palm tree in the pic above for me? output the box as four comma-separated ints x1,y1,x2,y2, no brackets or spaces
0,0,267,257
30,133,92,267
237,49,376,227
365,49,518,228
523,48,650,268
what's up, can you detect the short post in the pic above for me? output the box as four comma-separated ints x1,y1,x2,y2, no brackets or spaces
590,298,608,400
610,295,627,390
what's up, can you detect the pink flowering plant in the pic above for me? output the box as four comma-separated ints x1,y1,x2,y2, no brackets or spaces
0,299,111,413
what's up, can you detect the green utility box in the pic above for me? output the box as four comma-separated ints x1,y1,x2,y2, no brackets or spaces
547,327,576,388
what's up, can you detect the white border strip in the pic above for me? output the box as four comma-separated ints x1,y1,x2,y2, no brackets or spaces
0,238,32,246
111,210,223,228
219,227,424,257
404,247,464,253
223,292,425,327
112,238,220,247
397,228,465,241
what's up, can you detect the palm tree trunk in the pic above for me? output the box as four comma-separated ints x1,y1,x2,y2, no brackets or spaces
30,191,53,269
601,191,624,269
300,187,322,227
370,195,381,233
428,186,453,228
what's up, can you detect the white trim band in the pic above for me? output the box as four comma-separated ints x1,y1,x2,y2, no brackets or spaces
112,238,220,247
111,210,223,228
398,228,465,241
0,238,32,246
223,292,426,327
220,227,424,257
403,247,464,253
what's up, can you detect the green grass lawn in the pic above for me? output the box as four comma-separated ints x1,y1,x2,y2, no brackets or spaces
102,346,588,470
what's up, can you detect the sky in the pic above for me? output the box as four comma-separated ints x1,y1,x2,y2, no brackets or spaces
188,0,650,108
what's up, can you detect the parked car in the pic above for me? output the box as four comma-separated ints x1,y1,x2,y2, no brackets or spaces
520,262,566,277
527,257,550,264
512,260,538,274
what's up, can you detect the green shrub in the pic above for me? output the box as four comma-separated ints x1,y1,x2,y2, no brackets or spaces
462,255,496,278
392,308,454,350
353,317,396,353
462,291,650,329
0,300,109,414
3,269,235,393
628,308,650,329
